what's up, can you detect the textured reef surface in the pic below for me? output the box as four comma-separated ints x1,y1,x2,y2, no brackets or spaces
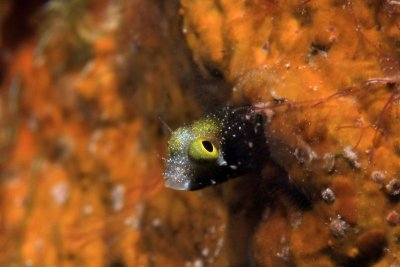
1,0,400,266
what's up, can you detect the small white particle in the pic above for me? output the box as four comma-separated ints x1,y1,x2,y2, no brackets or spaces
321,188,335,203
271,90,279,99
209,226,216,234
111,184,125,212
88,130,103,154
323,153,335,172
229,165,238,170
329,215,349,237
193,259,203,267
276,246,291,261
254,102,270,109
202,248,209,257
124,216,139,229
248,141,253,148
124,203,144,230
386,179,400,196
214,238,224,256
264,109,275,123
294,147,317,165
371,171,386,183
388,0,400,5
82,204,93,215
51,181,69,205
343,146,361,169
290,211,302,228
343,146,357,160
152,218,161,227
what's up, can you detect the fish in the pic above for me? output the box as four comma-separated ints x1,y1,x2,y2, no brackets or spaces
163,107,269,190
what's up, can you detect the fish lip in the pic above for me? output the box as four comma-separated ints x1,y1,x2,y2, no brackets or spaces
164,175,208,191
163,175,192,190
164,180,190,190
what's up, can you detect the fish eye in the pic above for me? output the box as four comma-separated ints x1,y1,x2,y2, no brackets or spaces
202,140,214,152
188,138,219,161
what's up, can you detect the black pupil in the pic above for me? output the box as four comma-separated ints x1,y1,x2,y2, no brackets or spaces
202,140,214,153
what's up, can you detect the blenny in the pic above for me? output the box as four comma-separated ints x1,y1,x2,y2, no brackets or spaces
163,107,268,190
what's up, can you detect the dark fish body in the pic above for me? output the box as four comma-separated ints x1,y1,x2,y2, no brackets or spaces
164,107,268,190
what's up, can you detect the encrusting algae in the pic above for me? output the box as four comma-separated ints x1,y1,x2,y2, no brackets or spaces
1,0,400,266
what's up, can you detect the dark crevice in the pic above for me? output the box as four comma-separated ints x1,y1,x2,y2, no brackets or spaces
0,0,48,85
1,0,47,50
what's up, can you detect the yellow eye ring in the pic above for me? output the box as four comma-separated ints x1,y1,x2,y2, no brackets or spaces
188,138,219,161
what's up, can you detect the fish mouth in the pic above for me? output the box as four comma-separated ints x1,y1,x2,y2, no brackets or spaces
164,169,214,190
163,157,194,190
164,175,191,190
164,173,217,191
163,156,221,190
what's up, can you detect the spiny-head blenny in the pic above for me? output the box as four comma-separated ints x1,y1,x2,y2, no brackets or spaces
164,107,268,190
